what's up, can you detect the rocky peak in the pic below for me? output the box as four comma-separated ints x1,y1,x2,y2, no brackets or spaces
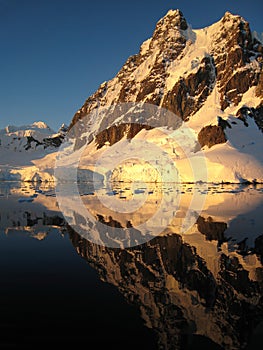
146,9,189,63
153,9,188,36
221,11,243,23
70,9,263,146
148,9,189,65
207,12,263,110
70,10,191,130
212,11,256,59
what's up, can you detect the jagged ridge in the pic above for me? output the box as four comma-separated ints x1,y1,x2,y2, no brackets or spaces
71,9,263,128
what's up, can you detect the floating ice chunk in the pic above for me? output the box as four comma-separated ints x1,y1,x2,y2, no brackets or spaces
18,197,34,203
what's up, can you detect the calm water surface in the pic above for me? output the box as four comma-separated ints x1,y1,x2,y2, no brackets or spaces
0,182,262,349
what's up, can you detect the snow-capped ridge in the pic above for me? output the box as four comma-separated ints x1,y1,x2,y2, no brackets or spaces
1,121,54,136
0,119,66,163
158,9,187,26
31,121,51,129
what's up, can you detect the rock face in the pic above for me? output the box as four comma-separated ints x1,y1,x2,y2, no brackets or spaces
236,104,263,131
198,125,227,148
211,12,263,110
61,9,263,184
70,10,190,128
197,113,234,149
162,56,216,120
95,123,152,149
69,9,263,147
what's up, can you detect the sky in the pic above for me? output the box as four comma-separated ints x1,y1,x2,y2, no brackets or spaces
0,0,262,131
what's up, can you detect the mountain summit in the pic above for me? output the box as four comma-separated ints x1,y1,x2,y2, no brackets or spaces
71,9,262,126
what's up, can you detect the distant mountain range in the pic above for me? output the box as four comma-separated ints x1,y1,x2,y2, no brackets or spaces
0,9,262,183
0,122,67,181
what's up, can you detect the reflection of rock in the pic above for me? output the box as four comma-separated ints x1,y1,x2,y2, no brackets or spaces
68,225,263,350
25,211,65,227
0,196,66,238
197,216,228,248
254,235,263,263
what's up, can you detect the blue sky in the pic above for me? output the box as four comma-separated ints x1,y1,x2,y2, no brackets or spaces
0,0,262,131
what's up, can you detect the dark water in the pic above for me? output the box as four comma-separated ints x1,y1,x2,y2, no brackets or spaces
0,182,262,349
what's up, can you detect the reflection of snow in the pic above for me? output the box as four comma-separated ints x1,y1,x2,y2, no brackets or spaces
1,181,262,280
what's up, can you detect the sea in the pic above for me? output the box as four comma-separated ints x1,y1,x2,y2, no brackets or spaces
0,181,262,349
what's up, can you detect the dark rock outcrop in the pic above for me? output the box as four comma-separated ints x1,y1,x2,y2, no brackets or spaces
198,125,227,148
43,135,64,148
24,136,43,150
24,134,64,150
95,123,152,149
236,104,263,131
162,56,216,120
217,116,232,130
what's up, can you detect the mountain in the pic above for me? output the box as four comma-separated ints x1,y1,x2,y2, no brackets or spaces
63,9,263,184
71,10,263,124
0,9,262,183
0,122,67,181
0,121,64,151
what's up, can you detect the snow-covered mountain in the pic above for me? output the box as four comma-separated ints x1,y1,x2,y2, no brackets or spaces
64,9,263,184
1,9,263,183
0,121,61,151
71,10,263,124
0,122,67,181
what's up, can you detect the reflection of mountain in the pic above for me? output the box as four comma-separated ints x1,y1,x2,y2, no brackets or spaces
0,183,65,238
58,183,263,249
2,210,65,239
1,183,262,349
68,220,263,350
